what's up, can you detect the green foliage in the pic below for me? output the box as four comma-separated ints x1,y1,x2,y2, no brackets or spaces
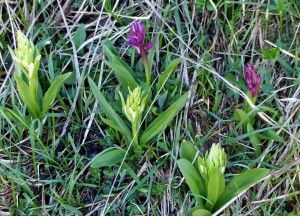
262,47,280,61
178,141,270,214
177,159,206,206
205,168,225,211
88,77,133,145
213,168,270,211
157,58,182,91
191,208,212,216
247,122,262,156
102,40,138,79
73,24,86,55
91,148,126,168
179,140,198,164
233,101,284,156
42,72,72,116
105,60,139,89
14,75,41,119
139,92,188,144
0,0,298,215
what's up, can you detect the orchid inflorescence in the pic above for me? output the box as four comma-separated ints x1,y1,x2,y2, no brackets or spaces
125,21,153,55
119,86,147,148
244,63,261,97
8,31,71,120
198,143,226,184
13,31,41,79
233,63,264,157
125,21,153,93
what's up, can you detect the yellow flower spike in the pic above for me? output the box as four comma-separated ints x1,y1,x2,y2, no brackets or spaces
11,31,42,104
198,143,226,182
119,86,147,148
119,86,146,124
13,31,40,79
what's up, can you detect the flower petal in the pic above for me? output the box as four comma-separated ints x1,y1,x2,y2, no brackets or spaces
144,40,153,51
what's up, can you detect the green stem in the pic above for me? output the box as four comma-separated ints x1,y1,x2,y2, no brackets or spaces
132,122,139,149
140,48,150,94
244,91,257,122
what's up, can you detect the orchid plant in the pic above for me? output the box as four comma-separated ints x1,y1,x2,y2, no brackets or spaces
177,141,269,215
0,31,71,176
2,31,71,127
232,63,283,156
125,21,153,94
88,21,188,167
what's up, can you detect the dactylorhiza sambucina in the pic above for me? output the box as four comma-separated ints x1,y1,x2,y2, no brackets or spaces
119,86,147,148
125,21,153,93
12,31,41,79
10,31,41,102
244,63,261,97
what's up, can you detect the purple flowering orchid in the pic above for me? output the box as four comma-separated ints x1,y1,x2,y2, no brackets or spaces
125,21,153,54
244,63,261,97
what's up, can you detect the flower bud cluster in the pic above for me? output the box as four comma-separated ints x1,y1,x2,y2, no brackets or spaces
13,31,41,78
119,86,147,124
244,63,261,97
198,143,226,183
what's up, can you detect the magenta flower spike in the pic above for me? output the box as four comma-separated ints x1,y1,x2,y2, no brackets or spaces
244,63,261,97
125,21,153,54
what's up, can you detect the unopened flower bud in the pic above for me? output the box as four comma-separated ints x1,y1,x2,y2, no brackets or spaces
244,63,261,97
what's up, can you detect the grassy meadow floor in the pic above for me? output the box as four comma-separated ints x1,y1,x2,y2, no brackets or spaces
1,0,300,215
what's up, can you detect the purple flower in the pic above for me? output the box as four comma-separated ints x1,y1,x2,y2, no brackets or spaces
244,63,261,97
125,21,153,54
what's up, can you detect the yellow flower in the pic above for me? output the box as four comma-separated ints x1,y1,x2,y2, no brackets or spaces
119,86,147,124
198,143,226,182
13,31,41,78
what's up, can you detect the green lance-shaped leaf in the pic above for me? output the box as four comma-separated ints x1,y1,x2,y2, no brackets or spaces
177,159,206,206
105,58,139,89
180,140,198,164
88,77,133,145
0,107,30,129
157,58,182,91
73,24,86,54
213,168,269,212
205,169,225,212
91,148,126,168
246,122,262,156
102,39,120,59
102,40,137,79
140,92,188,144
14,75,41,119
62,204,83,216
100,116,124,134
259,129,283,142
233,109,249,123
42,72,72,116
